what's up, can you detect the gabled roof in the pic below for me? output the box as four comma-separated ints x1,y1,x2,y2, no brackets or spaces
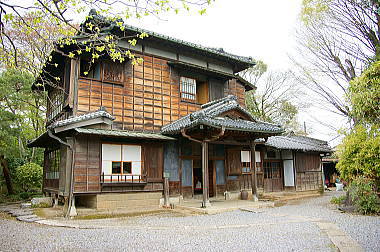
161,95,283,135
77,9,254,72
266,134,331,153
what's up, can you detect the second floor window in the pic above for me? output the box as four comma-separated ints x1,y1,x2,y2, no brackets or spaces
180,76,209,104
80,59,124,84
180,77,196,101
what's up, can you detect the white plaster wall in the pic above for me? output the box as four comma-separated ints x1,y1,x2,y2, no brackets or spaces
283,160,295,186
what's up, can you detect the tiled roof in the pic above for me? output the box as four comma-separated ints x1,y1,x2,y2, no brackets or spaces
266,135,331,153
75,128,176,140
122,24,254,65
48,107,115,129
79,9,254,67
161,95,283,135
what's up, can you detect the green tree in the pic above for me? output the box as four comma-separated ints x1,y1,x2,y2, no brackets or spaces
15,163,43,192
0,69,45,194
336,125,380,183
348,61,380,124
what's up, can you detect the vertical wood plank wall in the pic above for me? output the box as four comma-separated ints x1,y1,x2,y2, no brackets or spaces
76,55,247,132
73,135,101,192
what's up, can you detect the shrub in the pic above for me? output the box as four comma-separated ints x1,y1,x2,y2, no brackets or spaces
349,176,380,215
336,125,380,183
15,162,43,192
330,195,346,205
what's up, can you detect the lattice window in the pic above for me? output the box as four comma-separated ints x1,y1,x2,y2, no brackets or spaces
180,77,196,101
47,90,64,121
46,149,60,180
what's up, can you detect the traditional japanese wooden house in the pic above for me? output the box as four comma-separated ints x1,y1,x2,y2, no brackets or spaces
28,11,328,215
256,134,332,192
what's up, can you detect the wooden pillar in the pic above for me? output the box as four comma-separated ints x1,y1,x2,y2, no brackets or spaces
202,141,211,208
163,175,170,207
250,142,258,201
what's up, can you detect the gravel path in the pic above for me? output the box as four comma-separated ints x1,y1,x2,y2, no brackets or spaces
0,191,378,252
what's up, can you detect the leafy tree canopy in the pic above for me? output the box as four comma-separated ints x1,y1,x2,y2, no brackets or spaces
348,61,380,124
336,125,380,183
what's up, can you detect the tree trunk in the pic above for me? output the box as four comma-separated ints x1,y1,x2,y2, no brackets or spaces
0,155,14,195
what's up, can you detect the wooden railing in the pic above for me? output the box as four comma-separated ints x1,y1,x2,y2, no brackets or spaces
100,173,146,184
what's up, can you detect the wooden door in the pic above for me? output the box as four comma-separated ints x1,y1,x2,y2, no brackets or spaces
264,161,283,192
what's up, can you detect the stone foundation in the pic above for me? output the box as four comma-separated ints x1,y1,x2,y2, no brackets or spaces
76,192,162,210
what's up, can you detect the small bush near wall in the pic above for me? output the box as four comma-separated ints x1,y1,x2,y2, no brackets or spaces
330,195,346,205
15,162,43,192
349,176,380,215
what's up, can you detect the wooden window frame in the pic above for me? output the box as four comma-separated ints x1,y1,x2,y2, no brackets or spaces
79,59,125,85
111,161,133,175
180,76,209,104
180,76,197,103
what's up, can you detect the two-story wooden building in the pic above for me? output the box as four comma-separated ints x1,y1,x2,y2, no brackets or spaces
29,11,328,215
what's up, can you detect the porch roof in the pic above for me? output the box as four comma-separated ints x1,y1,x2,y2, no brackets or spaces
74,128,176,141
161,95,283,135
266,134,331,153
47,107,115,131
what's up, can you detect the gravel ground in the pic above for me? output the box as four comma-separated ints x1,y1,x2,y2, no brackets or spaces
0,191,378,252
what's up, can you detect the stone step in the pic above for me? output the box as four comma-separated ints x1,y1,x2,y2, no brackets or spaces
16,215,43,222
10,210,34,217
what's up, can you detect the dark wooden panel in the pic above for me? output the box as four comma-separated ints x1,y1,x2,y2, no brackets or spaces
226,149,242,175
295,153,321,172
143,143,163,180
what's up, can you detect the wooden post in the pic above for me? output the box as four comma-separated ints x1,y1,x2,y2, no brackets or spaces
163,173,170,208
250,142,258,202
202,141,211,208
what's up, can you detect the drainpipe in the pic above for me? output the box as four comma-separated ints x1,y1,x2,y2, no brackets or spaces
47,128,76,218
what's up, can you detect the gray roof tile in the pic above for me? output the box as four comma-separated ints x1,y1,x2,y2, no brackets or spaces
48,107,115,129
161,95,283,135
266,135,331,153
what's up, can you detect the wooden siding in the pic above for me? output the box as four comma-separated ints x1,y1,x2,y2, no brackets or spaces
224,79,246,107
76,55,247,132
143,143,164,182
72,135,166,193
295,152,322,191
73,135,101,193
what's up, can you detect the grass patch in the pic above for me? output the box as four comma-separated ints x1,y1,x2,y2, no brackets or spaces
74,209,169,220
31,202,51,208
330,195,346,205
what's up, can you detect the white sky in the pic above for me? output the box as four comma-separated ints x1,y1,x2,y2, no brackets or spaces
128,0,302,71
